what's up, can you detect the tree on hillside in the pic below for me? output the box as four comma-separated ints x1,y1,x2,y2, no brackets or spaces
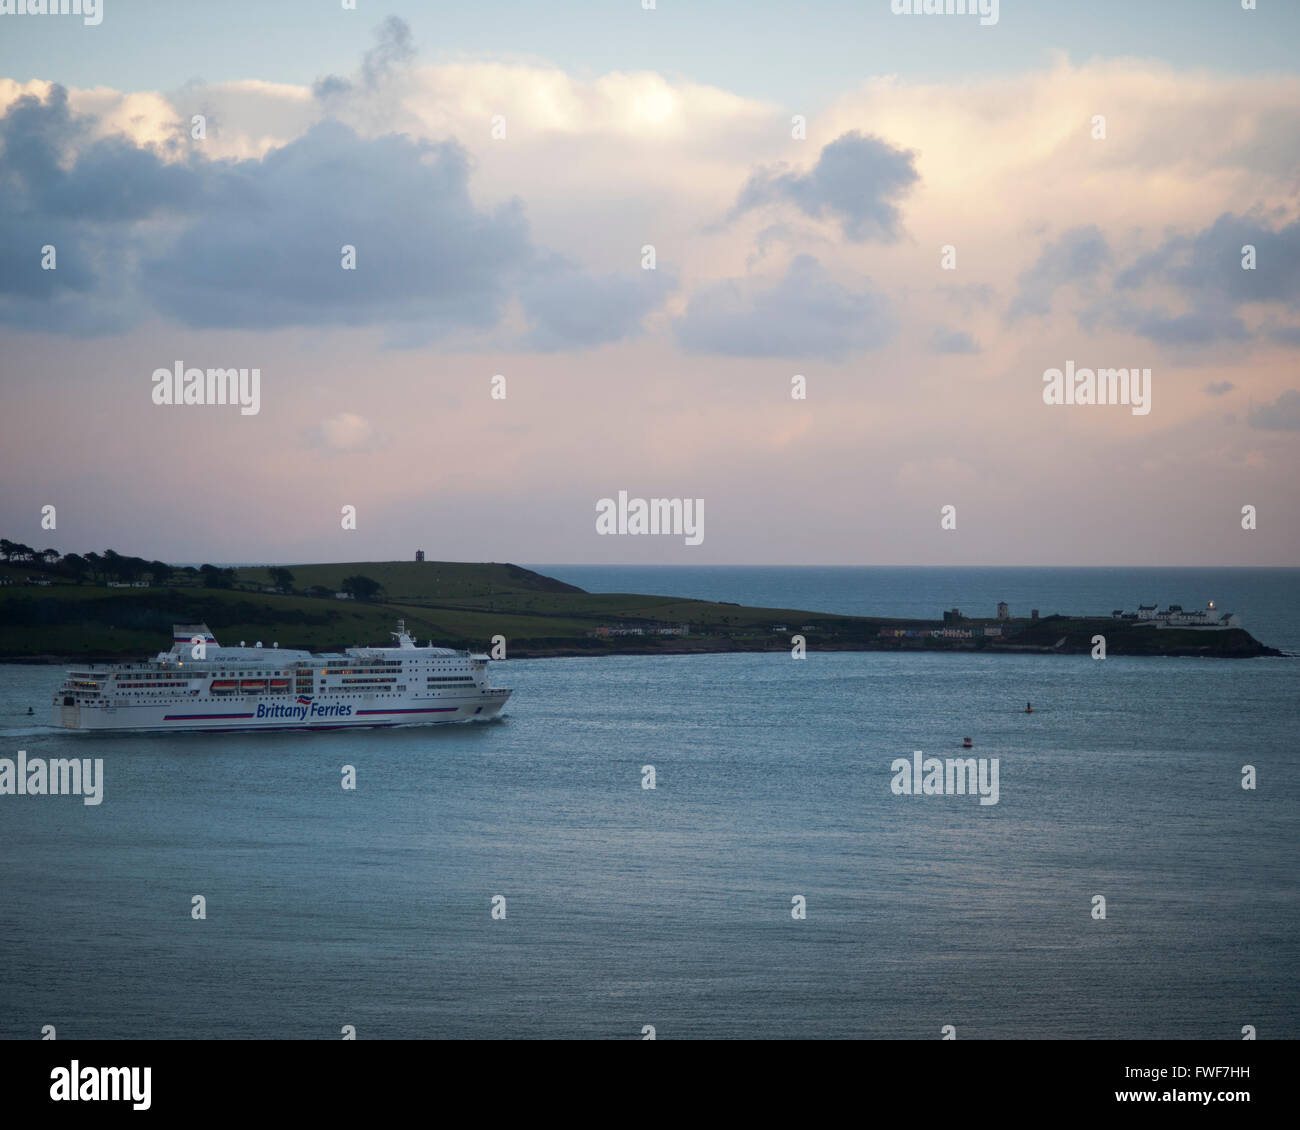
269,567,295,593
149,560,174,585
341,575,383,601
116,556,149,583
87,551,149,583
61,553,89,582
199,564,236,589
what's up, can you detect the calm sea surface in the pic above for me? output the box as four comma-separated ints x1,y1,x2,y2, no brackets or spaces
1,567,1296,1039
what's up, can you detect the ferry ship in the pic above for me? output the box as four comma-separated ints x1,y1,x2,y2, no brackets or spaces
52,621,512,733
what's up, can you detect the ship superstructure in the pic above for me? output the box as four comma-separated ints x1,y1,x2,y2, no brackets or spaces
52,621,511,732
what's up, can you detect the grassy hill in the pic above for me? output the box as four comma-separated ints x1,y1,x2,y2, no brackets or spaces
0,558,877,659
0,558,1282,660
235,560,584,601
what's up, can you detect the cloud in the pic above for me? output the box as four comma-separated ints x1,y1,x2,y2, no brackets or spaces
139,121,533,332
1247,389,1300,430
937,283,995,314
1005,213,1300,348
675,254,892,359
1006,225,1110,320
1105,304,1248,347
1118,212,1300,305
518,256,677,352
1205,381,1235,396
727,130,918,242
308,413,388,452
929,326,979,354
0,85,202,333
0,82,670,348
1107,211,1300,345
313,15,416,102
1267,324,1300,347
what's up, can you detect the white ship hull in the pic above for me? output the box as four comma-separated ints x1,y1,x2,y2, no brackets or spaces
51,620,513,734
54,691,511,733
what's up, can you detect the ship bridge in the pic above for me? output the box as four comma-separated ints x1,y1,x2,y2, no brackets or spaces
163,623,312,663
345,620,461,658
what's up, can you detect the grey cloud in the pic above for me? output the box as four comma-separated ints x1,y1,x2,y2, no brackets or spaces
929,327,979,354
1205,381,1235,396
728,131,918,243
361,16,416,89
0,86,199,222
1108,304,1248,346
0,85,202,333
938,282,995,312
312,75,352,100
140,122,534,332
1248,389,1300,430
1119,211,1300,306
1109,212,1300,346
1006,225,1110,321
1013,213,1300,348
519,257,678,352
1267,324,1300,347
0,83,671,348
675,254,893,360
314,15,416,101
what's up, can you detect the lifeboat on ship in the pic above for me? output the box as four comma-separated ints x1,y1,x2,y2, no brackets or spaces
210,680,237,694
240,680,267,693
269,679,289,690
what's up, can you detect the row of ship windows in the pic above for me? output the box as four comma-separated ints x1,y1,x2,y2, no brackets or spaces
99,666,473,687
160,671,293,678
161,667,469,677
319,670,401,676
312,691,481,699
310,691,490,699
208,687,408,697
117,682,191,689
132,664,469,679
75,686,491,702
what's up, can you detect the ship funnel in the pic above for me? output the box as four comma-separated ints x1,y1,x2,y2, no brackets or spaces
171,623,219,653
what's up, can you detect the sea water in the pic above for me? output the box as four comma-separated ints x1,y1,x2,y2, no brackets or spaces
0,567,1295,1038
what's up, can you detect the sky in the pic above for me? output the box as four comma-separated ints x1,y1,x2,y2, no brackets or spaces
1,0,1298,566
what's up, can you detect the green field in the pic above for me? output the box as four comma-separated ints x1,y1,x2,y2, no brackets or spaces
0,558,875,659
0,558,1279,660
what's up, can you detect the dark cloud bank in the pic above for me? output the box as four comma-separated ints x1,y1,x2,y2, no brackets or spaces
0,82,669,350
